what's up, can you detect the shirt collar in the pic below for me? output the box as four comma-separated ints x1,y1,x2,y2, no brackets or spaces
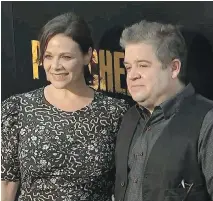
135,83,195,119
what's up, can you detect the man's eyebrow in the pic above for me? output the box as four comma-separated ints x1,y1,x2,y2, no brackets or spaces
123,60,152,65
123,61,130,65
135,59,152,64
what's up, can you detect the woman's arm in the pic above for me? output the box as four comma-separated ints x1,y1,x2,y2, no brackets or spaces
1,181,19,201
1,96,21,201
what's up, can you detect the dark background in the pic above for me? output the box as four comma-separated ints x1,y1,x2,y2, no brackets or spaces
1,2,213,200
2,1,213,102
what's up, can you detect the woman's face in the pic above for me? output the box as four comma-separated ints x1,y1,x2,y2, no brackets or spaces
43,33,91,89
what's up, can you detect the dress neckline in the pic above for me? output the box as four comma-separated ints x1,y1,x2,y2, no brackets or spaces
40,86,97,114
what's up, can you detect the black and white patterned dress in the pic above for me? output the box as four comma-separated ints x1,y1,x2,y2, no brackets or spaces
1,87,129,201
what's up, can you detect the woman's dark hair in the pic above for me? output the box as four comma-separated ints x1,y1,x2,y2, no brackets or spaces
38,12,94,84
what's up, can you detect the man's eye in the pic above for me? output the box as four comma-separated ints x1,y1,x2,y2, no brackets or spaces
139,64,148,68
125,67,131,72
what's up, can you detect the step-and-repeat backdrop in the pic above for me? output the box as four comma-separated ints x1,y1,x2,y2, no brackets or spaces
2,2,213,102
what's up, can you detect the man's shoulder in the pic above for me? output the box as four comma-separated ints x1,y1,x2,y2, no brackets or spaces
195,94,213,106
196,94,213,124
122,104,140,120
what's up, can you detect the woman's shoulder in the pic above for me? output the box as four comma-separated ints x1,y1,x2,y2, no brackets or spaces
5,87,43,101
18,87,44,100
2,87,44,114
95,90,131,113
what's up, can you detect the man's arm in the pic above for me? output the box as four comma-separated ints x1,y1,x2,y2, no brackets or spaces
198,108,213,200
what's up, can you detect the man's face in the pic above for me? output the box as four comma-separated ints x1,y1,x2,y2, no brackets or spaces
124,42,173,110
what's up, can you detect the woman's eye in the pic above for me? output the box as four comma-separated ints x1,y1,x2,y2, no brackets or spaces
44,55,52,59
62,55,72,60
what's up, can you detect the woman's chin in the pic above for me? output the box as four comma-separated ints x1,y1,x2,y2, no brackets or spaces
50,81,70,89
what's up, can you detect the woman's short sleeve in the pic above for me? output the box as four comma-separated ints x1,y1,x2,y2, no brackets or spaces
1,95,21,181
111,99,130,134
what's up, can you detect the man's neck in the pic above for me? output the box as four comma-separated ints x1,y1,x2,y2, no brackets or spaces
139,82,186,114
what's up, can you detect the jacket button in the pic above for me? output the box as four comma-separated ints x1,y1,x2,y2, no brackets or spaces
121,181,125,187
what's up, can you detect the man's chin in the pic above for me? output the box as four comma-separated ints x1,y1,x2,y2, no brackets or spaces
132,96,146,103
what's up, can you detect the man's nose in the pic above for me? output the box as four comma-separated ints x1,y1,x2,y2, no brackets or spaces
128,68,141,80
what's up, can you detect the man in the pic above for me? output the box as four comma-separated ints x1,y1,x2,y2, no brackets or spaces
115,20,213,201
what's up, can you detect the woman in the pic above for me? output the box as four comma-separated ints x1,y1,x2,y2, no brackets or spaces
1,12,129,201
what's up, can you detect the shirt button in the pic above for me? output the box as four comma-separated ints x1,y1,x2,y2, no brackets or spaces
121,181,125,187
146,126,151,131
134,178,138,183
139,152,143,156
